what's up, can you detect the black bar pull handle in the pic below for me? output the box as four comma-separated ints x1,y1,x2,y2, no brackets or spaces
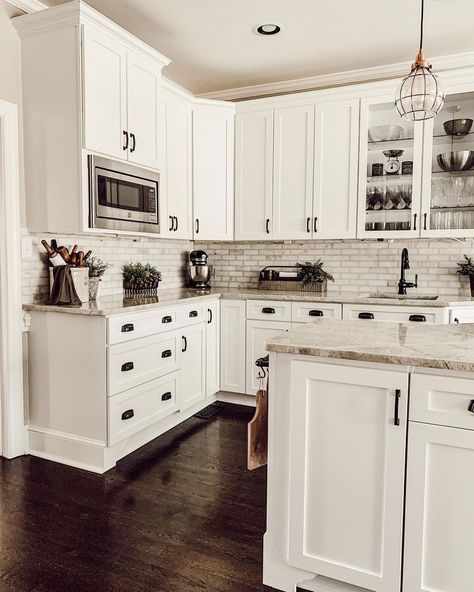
121,323,134,333
161,349,172,358
306,217,311,233
182,336,187,353
175,216,179,231
195,219,200,234
262,307,275,314
309,310,323,317
162,315,172,324
122,130,129,151
121,409,134,421
314,217,318,233
266,218,270,234
409,314,426,322
121,361,134,372
189,310,198,318
208,308,213,324
161,392,172,402
394,389,401,426
467,400,474,414
413,213,417,231
130,132,136,153
358,312,374,320
423,213,428,231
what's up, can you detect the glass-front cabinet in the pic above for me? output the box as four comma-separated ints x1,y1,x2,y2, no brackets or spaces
358,94,424,238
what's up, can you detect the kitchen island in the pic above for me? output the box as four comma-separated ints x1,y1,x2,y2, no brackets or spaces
264,320,474,592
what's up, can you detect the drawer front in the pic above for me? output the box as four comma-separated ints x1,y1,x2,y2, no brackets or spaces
411,373,474,431
176,303,205,327
107,308,178,345
107,332,180,396
292,302,342,322
108,373,179,445
449,307,474,324
246,300,292,322
342,304,441,324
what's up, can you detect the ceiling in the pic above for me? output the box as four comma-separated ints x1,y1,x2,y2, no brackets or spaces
37,0,474,96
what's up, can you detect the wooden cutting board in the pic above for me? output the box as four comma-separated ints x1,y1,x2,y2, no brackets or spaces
247,389,268,470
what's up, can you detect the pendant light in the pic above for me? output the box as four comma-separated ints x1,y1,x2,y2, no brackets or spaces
395,0,445,121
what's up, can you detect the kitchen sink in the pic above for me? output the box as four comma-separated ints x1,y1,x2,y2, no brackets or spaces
368,293,439,300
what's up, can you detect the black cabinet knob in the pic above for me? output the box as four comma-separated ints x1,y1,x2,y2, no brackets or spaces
162,315,172,324
121,323,134,333
409,314,426,322
468,400,474,414
262,307,275,314
358,312,374,320
309,310,323,317
121,362,134,372
121,409,134,421
161,392,172,402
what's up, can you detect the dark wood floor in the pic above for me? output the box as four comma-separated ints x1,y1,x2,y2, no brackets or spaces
0,404,275,592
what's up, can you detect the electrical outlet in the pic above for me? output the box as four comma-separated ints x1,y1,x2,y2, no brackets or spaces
21,237,33,259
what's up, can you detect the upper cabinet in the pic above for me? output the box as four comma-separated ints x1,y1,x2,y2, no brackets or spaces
193,104,235,240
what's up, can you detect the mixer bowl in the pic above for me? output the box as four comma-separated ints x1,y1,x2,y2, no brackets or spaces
189,264,214,287
437,150,474,172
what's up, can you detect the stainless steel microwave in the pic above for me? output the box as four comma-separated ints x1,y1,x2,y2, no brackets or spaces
88,155,160,234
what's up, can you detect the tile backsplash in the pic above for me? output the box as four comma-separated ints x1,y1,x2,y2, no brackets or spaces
196,238,474,297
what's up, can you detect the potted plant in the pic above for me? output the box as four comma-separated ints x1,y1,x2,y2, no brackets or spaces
87,257,111,301
122,262,162,297
297,260,334,292
456,255,474,297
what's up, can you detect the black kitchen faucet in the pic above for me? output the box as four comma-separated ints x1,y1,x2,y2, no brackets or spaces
398,248,418,295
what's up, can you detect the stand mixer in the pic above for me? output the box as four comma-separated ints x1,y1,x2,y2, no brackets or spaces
188,250,214,290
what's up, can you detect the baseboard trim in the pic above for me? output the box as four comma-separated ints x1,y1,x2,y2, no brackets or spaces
217,391,256,407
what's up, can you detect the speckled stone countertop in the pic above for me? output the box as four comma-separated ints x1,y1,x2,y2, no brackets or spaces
265,319,474,372
23,288,474,316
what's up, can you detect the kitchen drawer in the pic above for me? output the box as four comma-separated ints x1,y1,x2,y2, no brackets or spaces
107,332,180,396
176,303,205,326
107,308,179,345
292,301,342,322
246,299,292,322
449,307,474,324
410,373,474,431
342,303,445,324
108,372,179,445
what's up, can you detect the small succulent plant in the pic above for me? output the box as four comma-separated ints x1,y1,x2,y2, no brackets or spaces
122,262,162,289
456,255,474,276
87,257,111,278
297,260,334,286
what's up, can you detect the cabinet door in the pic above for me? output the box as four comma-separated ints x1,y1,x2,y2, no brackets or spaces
82,25,127,159
313,99,359,239
193,107,234,240
220,300,246,394
246,320,290,396
288,361,408,592
180,324,206,411
206,302,220,397
126,51,161,169
404,422,474,592
273,105,314,239
235,110,273,239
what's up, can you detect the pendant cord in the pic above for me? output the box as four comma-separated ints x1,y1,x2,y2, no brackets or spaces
419,0,424,51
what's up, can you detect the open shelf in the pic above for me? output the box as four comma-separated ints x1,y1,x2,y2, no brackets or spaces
432,169,474,177
367,174,412,184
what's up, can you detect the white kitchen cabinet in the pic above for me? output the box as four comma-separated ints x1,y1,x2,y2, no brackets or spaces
246,320,290,395
193,104,235,240
160,86,193,238
342,303,447,324
273,105,315,239
234,109,273,239
291,301,343,322
206,301,220,397
220,300,246,393
312,99,359,239
180,324,206,411
449,306,474,324
287,361,408,592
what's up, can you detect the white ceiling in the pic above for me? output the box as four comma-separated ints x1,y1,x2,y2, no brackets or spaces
40,0,474,96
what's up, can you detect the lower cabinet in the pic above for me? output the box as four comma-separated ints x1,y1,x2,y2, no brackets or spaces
206,301,220,397
180,323,206,411
287,360,408,592
220,300,246,393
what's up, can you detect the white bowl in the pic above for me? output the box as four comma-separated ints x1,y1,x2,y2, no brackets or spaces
368,125,404,142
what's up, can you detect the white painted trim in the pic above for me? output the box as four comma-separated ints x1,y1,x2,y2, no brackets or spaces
198,51,474,101
0,100,26,459
5,0,47,13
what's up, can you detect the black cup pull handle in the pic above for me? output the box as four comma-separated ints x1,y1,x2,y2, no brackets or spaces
306,217,311,233
121,409,134,421
161,349,172,358
182,336,187,353
189,310,198,318
162,316,172,324
262,307,275,314
161,392,172,402
122,130,129,151
208,308,213,324
358,312,374,320
409,314,426,322
467,400,474,413
394,389,401,426
121,323,134,333
130,132,136,153
121,361,134,372
309,310,323,317
266,218,270,234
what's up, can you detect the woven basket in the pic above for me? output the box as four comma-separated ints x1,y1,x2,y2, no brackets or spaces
258,279,327,292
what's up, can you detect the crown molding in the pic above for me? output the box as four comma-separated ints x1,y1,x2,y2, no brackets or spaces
5,0,48,13
198,51,474,101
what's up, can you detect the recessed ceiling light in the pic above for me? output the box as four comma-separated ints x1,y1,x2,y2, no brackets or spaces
253,23,281,36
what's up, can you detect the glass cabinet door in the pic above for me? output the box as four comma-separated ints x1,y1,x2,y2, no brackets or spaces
358,96,423,238
422,90,474,237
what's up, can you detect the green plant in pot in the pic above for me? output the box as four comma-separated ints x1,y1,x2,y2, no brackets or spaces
297,260,334,292
456,255,474,297
122,262,162,297
87,257,111,301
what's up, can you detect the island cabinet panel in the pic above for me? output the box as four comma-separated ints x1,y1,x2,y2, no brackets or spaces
287,361,408,592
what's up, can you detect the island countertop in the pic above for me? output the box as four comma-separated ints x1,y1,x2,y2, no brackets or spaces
265,318,474,372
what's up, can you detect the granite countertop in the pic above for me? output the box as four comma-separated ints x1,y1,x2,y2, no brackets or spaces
23,287,474,316
265,319,474,372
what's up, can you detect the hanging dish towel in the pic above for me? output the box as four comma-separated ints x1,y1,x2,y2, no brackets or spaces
50,266,82,306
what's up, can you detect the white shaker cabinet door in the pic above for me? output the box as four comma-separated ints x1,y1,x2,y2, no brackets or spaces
220,300,246,394
272,105,314,239
403,422,474,592
82,25,127,159
313,99,359,239
126,51,161,169
288,361,408,592
180,324,206,411
234,109,273,240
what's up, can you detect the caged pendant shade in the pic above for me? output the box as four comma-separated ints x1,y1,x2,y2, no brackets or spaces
394,0,445,121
